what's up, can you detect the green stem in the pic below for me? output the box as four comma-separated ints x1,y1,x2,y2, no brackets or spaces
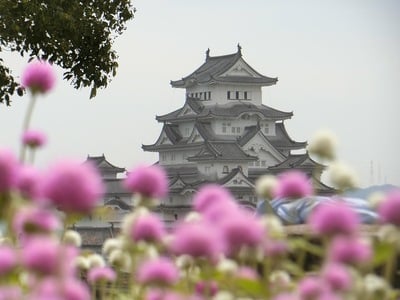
20,94,37,163
384,249,396,285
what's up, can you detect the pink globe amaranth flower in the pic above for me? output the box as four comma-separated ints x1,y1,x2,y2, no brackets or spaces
195,281,218,296
21,60,56,94
328,235,372,265
171,220,225,260
272,293,298,300
22,129,47,148
21,237,60,275
62,278,91,300
264,240,288,257
322,263,352,291
298,276,325,300
0,246,18,276
15,165,43,200
274,170,313,199
137,257,179,286
308,201,359,236
88,266,116,283
30,277,89,300
236,266,259,280
378,190,400,226
0,148,19,193
220,210,265,255
124,164,168,198
202,199,239,224
193,184,235,213
146,289,184,300
42,160,104,213
0,286,22,300
13,206,61,238
130,213,165,243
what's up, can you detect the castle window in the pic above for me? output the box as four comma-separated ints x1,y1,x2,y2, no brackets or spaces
207,91,211,100
261,160,266,167
161,153,167,161
171,153,175,161
263,123,269,134
222,122,227,133
231,127,235,133
223,166,229,173
227,91,231,99
236,91,239,99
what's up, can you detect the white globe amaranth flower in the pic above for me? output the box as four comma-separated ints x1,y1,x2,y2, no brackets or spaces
87,253,105,269
255,175,277,200
176,254,194,269
62,230,82,247
74,256,90,270
368,192,385,209
260,215,285,239
184,211,202,222
217,258,238,275
364,274,390,298
328,161,358,191
307,129,338,160
269,270,291,287
213,291,234,300
377,224,400,249
108,248,132,271
102,237,124,257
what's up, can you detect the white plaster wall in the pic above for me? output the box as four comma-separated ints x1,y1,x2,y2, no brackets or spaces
211,118,275,136
187,84,262,106
159,150,198,165
178,121,194,137
247,150,281,168
198,161,249,179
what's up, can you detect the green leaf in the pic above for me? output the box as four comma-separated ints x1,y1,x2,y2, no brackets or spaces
372,241,394,267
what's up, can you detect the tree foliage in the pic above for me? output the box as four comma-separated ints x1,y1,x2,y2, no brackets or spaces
0,0,135,105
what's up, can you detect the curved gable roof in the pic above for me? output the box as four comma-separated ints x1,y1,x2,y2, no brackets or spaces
170,47,277,88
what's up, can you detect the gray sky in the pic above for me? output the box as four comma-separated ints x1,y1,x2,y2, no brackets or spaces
0,0,399,187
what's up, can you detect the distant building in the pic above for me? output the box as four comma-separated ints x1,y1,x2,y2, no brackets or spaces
74,155,130,252
142,46,334,224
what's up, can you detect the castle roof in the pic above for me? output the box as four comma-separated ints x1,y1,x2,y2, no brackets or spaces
187,141,257,162
86,154,125,173
268,153,324,171
268,123,307,149
156,99,292,122
170,46,277,88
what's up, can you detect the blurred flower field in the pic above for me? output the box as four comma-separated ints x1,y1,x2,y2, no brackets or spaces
0,61,399,300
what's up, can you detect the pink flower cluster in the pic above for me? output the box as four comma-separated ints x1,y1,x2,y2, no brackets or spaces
22,129,47,148
274,170,313,199
308,200,359,236
21,60,56,94
0,148,105,214
42,160,104,213
378,190,400,226
137,257,179,286
124,164,168,198
171,184,265,258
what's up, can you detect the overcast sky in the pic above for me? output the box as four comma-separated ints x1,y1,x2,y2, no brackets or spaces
0,0,399,187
